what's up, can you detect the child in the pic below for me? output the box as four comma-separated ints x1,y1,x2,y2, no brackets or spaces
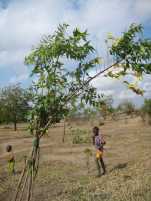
92,126,106,176
6,145,15,175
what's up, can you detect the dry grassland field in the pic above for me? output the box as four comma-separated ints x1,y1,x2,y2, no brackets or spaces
0,116,151,201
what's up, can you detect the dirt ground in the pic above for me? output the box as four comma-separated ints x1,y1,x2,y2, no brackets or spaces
0,117,151,201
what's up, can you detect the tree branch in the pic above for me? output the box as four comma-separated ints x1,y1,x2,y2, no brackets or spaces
39,60,122,136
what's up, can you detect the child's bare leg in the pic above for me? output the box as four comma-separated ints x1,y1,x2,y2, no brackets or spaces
100,157,106,174
96,158,101,176
8,161,15,175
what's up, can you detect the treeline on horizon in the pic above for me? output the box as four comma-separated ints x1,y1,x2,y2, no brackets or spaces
0,83,151,131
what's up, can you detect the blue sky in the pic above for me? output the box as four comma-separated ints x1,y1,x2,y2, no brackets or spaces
0,0,10,8
0,0,151,106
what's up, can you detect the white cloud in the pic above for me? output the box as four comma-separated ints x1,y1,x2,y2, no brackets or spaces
142,76,151,99
118,90,137,100
134,0,151,21
0,49,27,66
91,72,151,106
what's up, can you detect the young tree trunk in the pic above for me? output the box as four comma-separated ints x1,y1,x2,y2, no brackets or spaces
14,113,17,131
14,121,17,131
62,118,66,143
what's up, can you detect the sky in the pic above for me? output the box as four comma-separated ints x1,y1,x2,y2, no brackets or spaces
0,0,151,106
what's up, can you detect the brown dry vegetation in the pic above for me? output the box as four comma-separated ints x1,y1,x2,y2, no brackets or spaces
0,116,151,201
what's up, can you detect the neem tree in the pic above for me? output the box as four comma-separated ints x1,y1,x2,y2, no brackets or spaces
13,24,151,201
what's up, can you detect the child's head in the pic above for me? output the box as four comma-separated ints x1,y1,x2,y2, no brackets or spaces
6,145,12,152
93,126,99,136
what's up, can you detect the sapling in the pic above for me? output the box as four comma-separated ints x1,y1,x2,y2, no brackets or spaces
13,23,151,201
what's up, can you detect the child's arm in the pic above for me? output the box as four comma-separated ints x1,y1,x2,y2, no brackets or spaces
92,135,95,145
101,134,106,145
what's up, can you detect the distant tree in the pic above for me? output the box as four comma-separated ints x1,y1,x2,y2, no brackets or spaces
0,98,8,123
141,99,151,124
67,102,85,120
67,102,98,121
83,107,97,119
99,95,114,120
0,84,30,131
142,99,151,116
117,100,136,117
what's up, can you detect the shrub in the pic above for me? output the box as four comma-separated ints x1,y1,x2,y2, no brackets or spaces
70,128,91,144
141,99,151,125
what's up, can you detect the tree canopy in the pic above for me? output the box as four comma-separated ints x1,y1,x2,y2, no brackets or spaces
106,24,151,95
25,24,102,136
25,23,151,137
0,84,30,130
13,23,151,201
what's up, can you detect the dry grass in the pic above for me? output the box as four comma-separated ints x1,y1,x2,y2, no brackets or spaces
0,116,151,201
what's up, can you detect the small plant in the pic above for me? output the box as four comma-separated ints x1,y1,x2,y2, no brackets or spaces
70,128,91,144
117,100,136,117
84,148,93,174
99,121,104,126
